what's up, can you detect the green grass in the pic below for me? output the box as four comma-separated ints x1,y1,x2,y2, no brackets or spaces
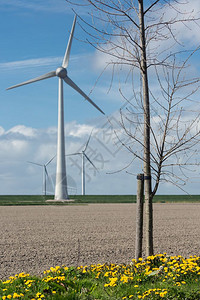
0,254,199,299
0,194,199,205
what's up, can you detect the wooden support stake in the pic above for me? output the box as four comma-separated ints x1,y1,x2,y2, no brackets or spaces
135,173,144,261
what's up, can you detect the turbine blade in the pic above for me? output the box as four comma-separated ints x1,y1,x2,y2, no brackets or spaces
66,153,81,156
84,129,93,152
84,153,98,171
44,166,48,176
64,76,105,115
62,15,77,68
7,71,56,90
45,155,56,166
27,161,43,167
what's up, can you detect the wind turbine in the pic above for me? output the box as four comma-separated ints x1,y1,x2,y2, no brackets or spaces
7,15,104,201
27,156,55,196
68,131,97,195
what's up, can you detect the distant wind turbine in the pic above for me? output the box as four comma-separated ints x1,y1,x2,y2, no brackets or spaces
68,131,97,195
28,156,55,196
7,15,104,201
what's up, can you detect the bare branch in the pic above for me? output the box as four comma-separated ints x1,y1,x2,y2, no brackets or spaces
144,0,160,15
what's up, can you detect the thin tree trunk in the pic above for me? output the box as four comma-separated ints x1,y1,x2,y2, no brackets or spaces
138,0,153,256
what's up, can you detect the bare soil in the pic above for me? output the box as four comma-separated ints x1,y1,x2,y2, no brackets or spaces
0,203,199,279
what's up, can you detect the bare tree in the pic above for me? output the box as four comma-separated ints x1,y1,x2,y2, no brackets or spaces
66,0,200,256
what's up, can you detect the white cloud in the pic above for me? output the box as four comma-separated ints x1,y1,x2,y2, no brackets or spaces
0,120,135,195
0,57,62,71
7,125,38,138
0,53,92,72
0,127,5,135
34,144,57,163
0,0,70,14
145,0,200,60
11,140,29,152
0,139,30,167
91,0,200,75
46,126,57,136
0,108,199,195
68,122,94,137
166,0,200,45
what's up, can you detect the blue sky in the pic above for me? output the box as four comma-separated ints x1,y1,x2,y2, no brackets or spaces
0,0,200,195
0,1,114,128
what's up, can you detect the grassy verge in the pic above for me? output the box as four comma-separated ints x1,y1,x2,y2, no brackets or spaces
0,254,199,299
0,195,200,205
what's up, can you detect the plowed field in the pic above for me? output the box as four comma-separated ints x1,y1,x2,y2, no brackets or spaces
0,203,199,279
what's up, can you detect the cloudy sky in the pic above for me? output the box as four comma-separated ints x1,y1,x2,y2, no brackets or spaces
0,0,200,195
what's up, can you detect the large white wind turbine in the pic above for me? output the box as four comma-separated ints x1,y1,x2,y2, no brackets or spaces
27,156,55,196
68,131,97,195
7,15,104,201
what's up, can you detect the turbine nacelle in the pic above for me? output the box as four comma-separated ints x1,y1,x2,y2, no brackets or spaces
56,67,67,78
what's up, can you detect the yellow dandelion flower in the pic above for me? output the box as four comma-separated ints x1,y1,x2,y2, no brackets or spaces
96,272,101,279
104,283,110,287
36,292,42,298
3,279,11,284
13,293,22,299
160,291,168,297
120,275,129,283
138,258,143,261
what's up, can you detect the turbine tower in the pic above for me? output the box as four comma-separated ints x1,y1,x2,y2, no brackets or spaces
27,156,55,196
68,131,97,195
7,15,104,201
